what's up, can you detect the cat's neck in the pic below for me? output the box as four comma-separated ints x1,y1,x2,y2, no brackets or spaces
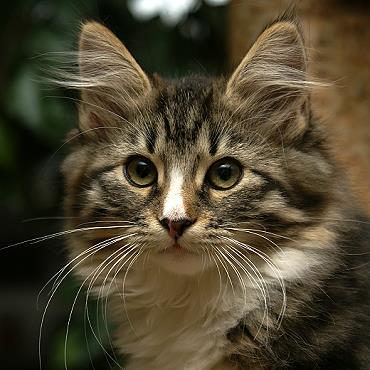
110,265,252,370
115,263,243,310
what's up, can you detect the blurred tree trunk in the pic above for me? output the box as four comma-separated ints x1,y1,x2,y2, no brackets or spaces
228,0,370,215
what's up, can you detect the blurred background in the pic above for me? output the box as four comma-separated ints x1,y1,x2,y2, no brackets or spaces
0,1,369,369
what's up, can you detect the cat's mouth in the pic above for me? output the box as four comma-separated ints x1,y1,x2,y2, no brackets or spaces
151,239,212,275
161,242,196,255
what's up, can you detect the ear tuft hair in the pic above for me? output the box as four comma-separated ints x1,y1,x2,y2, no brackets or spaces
51,22,151,138
226,17,321,143
76,22,151,135
78,21,151,96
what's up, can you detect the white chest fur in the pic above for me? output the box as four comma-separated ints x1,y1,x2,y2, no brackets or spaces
110,266,259,370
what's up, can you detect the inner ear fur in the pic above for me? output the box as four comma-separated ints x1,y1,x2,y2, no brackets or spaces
226,20,311,143
77,21,151,136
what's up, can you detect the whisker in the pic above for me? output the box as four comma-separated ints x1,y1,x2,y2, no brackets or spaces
224,245,271,337
309,217,370,226
225,226,296,245
48,234,136,300
38,235,128,304
85,244,137,369
119,247,145,336
217,246,249,304
64,242,137,370
221,245,268,304
38,233,136,370
2,225,136,251
22,216,77,222
77,220,136,227
101,244,142,339
208,248,224,305
221,236,287,326
213,248,235,295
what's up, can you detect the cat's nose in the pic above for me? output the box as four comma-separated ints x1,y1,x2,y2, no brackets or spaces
159,217,195,238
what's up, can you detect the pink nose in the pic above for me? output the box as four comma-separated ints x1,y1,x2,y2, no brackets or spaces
159,218,195,238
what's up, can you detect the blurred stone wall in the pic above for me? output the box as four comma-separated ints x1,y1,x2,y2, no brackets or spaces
228,0,370,215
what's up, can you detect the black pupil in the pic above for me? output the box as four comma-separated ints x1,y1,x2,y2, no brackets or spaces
217,164,232,181
135,160,151,178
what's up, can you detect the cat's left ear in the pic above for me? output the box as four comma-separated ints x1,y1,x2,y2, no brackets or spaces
226,19,310,143
77,22,151,135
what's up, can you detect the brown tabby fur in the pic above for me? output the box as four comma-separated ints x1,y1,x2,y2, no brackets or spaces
61,12,370,370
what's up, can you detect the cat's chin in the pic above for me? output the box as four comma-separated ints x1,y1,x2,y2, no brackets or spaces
150,246,213,276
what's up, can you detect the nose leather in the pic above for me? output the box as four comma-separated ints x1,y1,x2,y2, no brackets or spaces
159,218,195,238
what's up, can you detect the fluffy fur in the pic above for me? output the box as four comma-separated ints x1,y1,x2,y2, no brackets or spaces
61,15,370,370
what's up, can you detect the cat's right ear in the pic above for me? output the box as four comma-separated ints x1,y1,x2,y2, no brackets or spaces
77,22,151,136
225,19,312,143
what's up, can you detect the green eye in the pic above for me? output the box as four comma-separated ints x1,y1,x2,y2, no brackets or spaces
206,158,242,190
125,156,157,187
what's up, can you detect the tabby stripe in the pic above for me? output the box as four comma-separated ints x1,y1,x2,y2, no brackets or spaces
163,114,171,139
252,169,326,212
89,164,118,180
251,169,291,202
190,118,203,142
95,179,126,209
190,89,212,142
209,129,220,155
156,92,172,139
289,180,326,211
256,212,310,227
89,206,122,219
227,322,257,344
146,125,157,153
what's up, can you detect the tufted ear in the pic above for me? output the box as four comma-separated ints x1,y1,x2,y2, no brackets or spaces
226,20,311,143
77,22,151,136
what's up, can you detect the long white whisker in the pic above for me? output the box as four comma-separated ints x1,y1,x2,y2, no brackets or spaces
224,245,270,337
213,248,235,295
225,226,297,245
208,247,224,305
64,241,136,370
38,233,135,370
38,235,128,304
84,244,137,369
119,246,145,336
222,236,286,326
217,246,249,304
101,244,142,344
48,234,136,300
3,225,135,251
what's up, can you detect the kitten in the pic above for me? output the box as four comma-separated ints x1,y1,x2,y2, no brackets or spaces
62,14,370,370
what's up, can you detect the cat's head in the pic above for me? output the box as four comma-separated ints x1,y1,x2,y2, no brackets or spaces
62,18,335,278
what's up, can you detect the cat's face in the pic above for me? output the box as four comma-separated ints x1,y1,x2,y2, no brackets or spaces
63,21,333,278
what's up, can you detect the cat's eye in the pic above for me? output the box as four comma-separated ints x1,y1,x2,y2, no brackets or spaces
124,156,157,187
206,158,242,190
